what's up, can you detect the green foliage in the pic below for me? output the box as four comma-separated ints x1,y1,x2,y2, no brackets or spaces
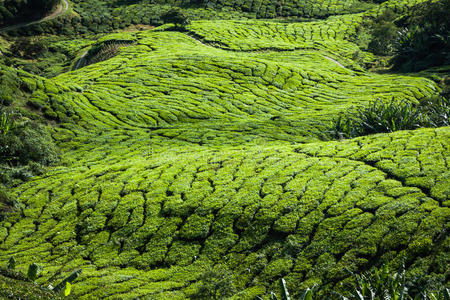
264,265,450,299
161,8,190,29
7,257,15,270
0,259,80,299
330,97,450,139
0,109,15,136
0,270,59,299
9,37,48,60
367,10,400,55
0,186,16,221
64,282,71,297
0,1,448,298
391,0,450,71
0,65,59,186
347,264,409,299
280,278,292,300
418,96,450,127
75,40,135,70
53,269,82,293
340,264,450,300
193,265,237,299
0,0,58,27
0,120,59,165
27,263,42,281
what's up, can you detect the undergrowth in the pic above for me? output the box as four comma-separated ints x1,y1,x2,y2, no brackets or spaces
0,107,59,185
0,258,82,299
265,265,449,299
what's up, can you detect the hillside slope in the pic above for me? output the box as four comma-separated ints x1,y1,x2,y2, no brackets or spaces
0,0,448,298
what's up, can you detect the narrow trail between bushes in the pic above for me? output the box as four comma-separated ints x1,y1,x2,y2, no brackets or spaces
323,55,346,68
0,0,69,33
74,51,89,70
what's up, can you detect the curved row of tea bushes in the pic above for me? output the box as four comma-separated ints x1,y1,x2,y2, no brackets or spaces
0,127,448,298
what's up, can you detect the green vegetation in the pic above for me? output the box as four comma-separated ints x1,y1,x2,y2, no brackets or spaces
265,265,450,299
331,96,450,139
161,8,190,30
363,0,450,71
391,0,450,71
0,65,59,186
0,0,448,298
0,257,82,299
0,269,60,299
0,0,58,27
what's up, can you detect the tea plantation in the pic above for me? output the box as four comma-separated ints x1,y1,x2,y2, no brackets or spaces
0,0,448,298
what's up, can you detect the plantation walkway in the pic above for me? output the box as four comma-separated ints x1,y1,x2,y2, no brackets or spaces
323,55,346,68
0,0,69,33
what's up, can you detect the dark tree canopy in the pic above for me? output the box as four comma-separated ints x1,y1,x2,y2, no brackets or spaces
161,8,189,29
0,0,59,27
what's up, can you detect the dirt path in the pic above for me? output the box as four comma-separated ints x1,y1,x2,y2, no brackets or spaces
323,55,346,69
74,50,89,70
0,0,69,33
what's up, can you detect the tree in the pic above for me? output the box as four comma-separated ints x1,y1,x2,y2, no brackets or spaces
161,8,189,30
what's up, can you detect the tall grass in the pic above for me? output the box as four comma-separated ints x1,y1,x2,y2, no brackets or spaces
330,97,450,139
264,265,449,299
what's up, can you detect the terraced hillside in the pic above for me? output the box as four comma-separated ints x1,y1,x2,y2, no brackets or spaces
0,0,449,298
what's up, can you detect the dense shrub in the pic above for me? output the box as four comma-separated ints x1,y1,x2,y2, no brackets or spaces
365,0,449,71
9,38,48,59
0,107,59,185
391,0,450,71
0,186,16,221
0,121,58,166
367,10,400,55
161,8,190,29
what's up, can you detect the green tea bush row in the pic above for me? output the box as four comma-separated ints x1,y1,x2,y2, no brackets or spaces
0,127,448,298
189,0,370,18
0,8,447,298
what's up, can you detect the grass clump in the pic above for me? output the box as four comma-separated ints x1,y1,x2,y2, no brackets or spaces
418,96,450,127
340,264,450,300
331,97,450,139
